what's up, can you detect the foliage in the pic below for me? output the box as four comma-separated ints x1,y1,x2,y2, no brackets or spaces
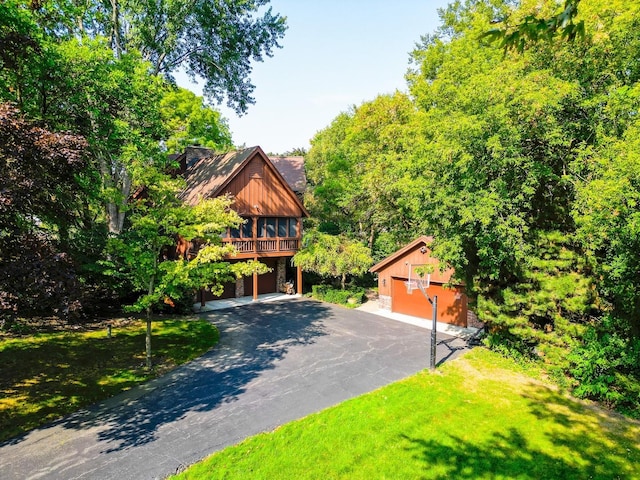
305,92,421,250
0,103,90,323
482,0,584,52
30,0,287,114
104,187,268,311
305,0,640,413
172,348,640,479
103,179,269,366
0,1,282,325
160,87,233,154
293,232,373,290
310,285,366,308
0,318,219,442
480,232,597,366
568,315,640,416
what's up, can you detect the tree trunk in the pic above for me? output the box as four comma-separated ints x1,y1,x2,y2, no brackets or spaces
341,273,346,290
99,154,132,235
146,307,152,369
109,0,122,58
146,267,156,369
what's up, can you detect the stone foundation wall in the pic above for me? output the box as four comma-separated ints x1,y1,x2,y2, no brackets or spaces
378,294,391,311
235,277,244,298
467,309,484,329
276,258,287,292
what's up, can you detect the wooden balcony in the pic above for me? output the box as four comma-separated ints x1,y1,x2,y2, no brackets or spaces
222,237,300,257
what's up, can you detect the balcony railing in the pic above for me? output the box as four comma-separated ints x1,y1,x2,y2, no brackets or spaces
222,237,299,254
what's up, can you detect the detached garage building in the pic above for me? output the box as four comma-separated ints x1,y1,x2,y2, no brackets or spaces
370,236,475,328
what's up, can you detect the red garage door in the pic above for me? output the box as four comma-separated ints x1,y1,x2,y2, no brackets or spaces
391,278,467,327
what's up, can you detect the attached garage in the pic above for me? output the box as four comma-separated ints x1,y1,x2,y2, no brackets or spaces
370,236,471,328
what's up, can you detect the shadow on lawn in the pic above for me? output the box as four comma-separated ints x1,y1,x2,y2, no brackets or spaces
57,299,330,453
401,382,640,479
0,320,216,446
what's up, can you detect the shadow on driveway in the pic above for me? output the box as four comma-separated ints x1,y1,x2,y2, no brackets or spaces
59,300,332,453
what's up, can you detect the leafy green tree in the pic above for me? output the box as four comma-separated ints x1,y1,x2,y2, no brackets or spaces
44,39,169,235
31,0,287,113
105,179,270,367
306,0,640,413
293,232,373,290
160,87,233,153
482,0,584,52
305,92,421,257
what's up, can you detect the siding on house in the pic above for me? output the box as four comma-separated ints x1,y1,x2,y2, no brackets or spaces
177,146,308,301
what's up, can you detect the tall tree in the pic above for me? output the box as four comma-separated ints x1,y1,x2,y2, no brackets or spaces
104,180,270,367
305,92,421,258
160,87,233,154
32,0,287,113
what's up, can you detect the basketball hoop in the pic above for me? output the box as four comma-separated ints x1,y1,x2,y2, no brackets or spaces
405,276,430,295
405,262,431,294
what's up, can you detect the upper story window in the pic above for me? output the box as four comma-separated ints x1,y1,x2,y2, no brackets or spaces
258,217,277,238
228,217,253,238
258,217,298,238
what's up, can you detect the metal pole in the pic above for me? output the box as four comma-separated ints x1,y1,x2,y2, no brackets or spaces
430,295,437,370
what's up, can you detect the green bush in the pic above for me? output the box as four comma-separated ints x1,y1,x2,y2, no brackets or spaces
567,315,640,417
310,285,365,308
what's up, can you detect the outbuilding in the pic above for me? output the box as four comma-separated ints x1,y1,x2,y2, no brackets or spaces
369,236,475,328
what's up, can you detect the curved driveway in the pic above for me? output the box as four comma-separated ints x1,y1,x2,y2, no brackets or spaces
0,299,468,479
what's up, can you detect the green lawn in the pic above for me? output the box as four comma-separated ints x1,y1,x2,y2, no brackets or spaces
173,348,640,480
0,318,218,442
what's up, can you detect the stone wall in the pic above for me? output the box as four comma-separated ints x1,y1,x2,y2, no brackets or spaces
378,294,391,311
235,277,244,298
276,258,287,292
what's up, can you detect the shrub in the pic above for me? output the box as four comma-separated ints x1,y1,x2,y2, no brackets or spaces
310,285,365,308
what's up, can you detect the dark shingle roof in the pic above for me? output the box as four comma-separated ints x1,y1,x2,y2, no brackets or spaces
179,147,257,206
268,156,307,193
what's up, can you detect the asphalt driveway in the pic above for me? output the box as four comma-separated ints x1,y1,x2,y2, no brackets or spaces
0,298,469,480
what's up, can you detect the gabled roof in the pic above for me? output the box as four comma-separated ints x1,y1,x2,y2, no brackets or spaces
179,147,256,205
179,146,308,216
268,155,306,193
369,235,434,273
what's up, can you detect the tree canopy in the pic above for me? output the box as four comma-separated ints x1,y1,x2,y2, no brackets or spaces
0,0,285,324
306,0,640,415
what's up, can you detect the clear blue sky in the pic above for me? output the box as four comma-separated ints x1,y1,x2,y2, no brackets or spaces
178,0,452,154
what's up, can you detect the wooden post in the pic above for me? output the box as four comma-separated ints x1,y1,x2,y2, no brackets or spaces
253,256,259,301
296,264,302,295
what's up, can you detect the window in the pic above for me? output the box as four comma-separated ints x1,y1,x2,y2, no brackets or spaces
258,218,276,237
242,218,253,238
278,218,288,237
288,218,298,238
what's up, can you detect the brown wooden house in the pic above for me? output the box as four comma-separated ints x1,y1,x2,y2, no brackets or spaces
370,236,474,327
177,146,309,301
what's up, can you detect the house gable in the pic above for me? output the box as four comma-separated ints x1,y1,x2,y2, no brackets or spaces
370,236,456,285
180,146,308,218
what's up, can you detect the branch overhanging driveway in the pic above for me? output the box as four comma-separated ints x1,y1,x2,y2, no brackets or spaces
0,299,470,480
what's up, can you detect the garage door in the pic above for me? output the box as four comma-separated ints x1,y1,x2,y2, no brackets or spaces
391,277,467,327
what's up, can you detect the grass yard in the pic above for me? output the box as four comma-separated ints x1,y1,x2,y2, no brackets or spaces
0,318,218,443
173,348,640,480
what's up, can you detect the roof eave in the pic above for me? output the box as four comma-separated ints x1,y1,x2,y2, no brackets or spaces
369,235,434,273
